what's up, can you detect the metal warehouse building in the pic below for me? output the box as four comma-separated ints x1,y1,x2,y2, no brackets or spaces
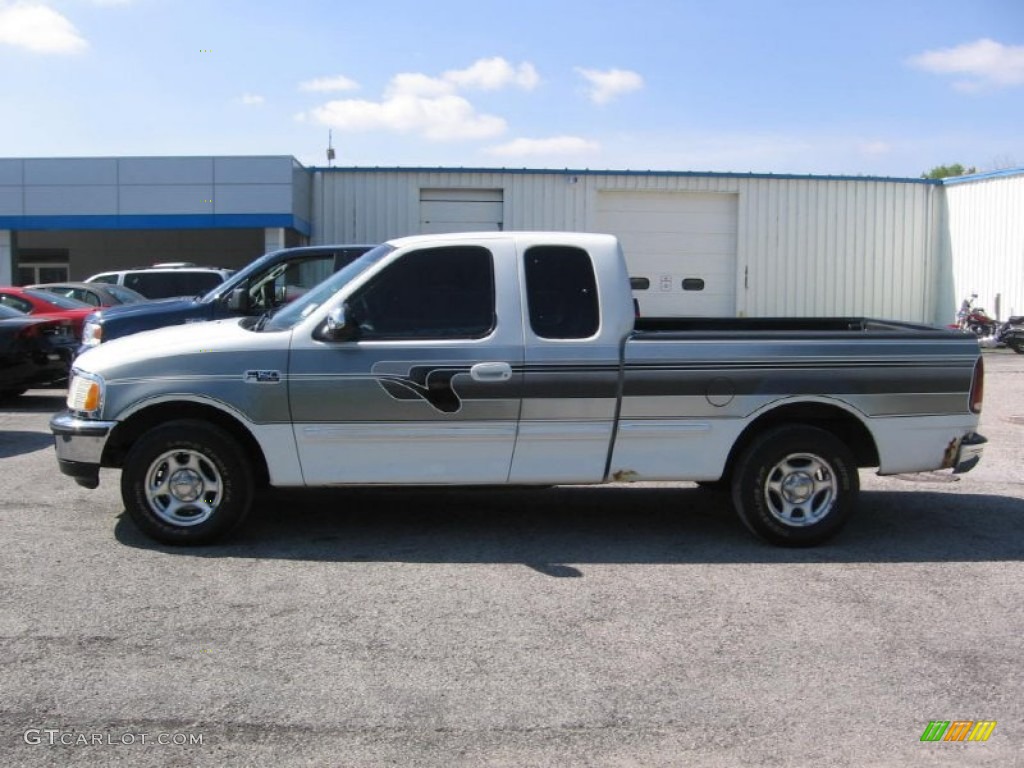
944,169,1024,322
1,157,1021,325
314,169,943,322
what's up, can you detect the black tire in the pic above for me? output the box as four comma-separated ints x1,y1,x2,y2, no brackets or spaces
121,420,253,545
1010,342,1024,355
731,425,858,547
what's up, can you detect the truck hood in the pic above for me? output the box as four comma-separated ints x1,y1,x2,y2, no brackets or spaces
92,296,205,324
75,317,255,375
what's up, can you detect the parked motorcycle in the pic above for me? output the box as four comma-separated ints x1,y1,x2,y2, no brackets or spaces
995,316,1024,353
957,295,997,336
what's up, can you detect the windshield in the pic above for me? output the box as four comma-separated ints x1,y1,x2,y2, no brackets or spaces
24,289,92,309
199,251,281,303
262,244,394,331
106,285,147,304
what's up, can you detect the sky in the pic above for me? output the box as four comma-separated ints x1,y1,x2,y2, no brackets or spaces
0,0,1022,178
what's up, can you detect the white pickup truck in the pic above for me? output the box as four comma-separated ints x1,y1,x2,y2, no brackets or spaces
51,232,986,547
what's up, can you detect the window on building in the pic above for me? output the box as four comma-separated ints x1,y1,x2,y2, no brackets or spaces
524,245,600,339
16,249,70,286
17,263,69,285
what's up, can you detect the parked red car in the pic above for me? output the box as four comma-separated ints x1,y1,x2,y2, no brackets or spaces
0,287,93,340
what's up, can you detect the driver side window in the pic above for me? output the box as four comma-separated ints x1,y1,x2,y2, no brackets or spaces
349,246,495,340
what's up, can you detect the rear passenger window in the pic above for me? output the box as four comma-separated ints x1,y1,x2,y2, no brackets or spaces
524,246,599,339
125,272,224,299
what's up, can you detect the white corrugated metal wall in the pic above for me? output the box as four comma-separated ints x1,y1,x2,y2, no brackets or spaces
312,169,943,322
945,172,1024,321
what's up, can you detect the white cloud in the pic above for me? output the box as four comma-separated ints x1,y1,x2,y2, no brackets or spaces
299,74,360,93
443,57,539,91
486,136,600,157
386,72,454,98
0,2,88,54
310,94,506,141
908,38,1024,90
303,58,540,142
575,67,644,104
858,140,891,157
237,93,265,106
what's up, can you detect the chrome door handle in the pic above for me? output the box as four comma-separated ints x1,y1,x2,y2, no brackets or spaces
470,362,512,382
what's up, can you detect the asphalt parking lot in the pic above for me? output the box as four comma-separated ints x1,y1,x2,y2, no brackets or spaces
1,351,1022,767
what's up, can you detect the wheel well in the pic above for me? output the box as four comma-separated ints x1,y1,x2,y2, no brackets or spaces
102,401,270,487
722,402,879,481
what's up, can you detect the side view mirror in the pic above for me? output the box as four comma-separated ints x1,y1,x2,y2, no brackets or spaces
319,304,356,342
226,287,249,313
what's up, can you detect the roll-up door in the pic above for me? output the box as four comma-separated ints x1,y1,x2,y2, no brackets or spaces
597,191,738,316
420,188,504,234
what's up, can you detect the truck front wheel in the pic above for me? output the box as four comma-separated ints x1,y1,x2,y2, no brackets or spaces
121,420,253,545
731,425,858,547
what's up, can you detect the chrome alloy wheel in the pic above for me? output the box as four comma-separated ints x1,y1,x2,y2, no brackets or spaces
143,449,223,527
763,452,838,527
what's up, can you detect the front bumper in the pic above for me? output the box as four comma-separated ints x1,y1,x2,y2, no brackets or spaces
953,432,987,474
50,411,118,489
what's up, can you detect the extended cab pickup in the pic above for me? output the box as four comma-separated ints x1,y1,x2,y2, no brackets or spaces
51,232,986,547
78,244,374,351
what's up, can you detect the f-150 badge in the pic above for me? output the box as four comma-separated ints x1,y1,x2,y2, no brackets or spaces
244,370,281,384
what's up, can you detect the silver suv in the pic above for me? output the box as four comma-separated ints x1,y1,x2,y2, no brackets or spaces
86,263,234,300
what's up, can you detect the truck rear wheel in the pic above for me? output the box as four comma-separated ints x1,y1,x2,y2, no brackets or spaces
731,425,858,547
121,420,253,545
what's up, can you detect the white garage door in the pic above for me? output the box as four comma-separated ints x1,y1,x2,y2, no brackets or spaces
596,191,738,317
420,188,504,234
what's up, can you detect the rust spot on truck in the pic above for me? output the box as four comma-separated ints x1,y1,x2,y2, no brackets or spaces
612,469,640,483
941,437,959,469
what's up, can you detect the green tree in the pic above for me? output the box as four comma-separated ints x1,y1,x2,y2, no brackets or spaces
921,163,978,179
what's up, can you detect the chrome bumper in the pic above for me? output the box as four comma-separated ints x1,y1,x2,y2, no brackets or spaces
953,432,986,474
50,411,118,489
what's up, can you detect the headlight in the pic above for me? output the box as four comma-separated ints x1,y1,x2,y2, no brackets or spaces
81,318,102,347
67,370,105,416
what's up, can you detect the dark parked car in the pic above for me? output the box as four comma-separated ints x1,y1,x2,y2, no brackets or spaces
30,282,148,308
0,304,77,400
80,245,375,351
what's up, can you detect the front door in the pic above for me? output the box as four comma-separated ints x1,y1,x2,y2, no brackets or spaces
288,241,523,485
